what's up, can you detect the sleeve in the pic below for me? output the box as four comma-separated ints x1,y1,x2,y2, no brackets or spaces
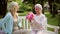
0,13,13,34
39,16,47,30
17,13,22,27
18,18,22,27
8,16,13,34
2,13,13,34
33,15,47,30
1,13,10,30
4,17,13,34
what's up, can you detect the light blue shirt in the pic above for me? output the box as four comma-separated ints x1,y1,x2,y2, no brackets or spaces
0,12,21,34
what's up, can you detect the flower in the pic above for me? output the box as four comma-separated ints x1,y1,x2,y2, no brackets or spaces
26,12,34,20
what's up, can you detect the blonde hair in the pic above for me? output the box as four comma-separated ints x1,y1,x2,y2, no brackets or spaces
35,4,43,12
7,1,18,11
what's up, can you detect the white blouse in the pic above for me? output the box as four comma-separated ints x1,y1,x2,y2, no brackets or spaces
31,14,47,31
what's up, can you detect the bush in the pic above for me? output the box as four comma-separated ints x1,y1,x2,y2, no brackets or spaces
25,7,32,11
19,3,32,12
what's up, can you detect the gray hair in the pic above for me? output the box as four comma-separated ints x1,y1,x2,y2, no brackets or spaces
35,4,43,12
7,1,18,11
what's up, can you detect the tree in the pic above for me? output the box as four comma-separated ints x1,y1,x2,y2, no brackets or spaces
52,2,58,17
0,0,7,18
48,0,54,14
48,0,59,18
23,0,47,14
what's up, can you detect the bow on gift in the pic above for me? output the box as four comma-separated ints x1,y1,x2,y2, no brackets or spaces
26,12,34,20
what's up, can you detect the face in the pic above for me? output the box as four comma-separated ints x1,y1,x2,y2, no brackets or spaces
14,4,19,12
35,6,41,15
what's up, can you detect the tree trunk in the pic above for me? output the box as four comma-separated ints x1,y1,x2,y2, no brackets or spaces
48,0,53,14
32,0,36,14
52,2,58,18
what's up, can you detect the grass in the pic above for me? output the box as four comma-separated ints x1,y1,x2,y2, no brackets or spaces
45,14,58,26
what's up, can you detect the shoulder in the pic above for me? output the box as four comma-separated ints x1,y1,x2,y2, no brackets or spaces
7,12,11,16
5,12,12,18
41,14,45,17
41,14,47,19
41,14,46,17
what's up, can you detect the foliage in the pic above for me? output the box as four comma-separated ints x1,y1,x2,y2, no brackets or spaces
13,0,32,12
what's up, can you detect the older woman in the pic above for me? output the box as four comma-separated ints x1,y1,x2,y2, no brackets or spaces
28,4,47,34
0,2,27,34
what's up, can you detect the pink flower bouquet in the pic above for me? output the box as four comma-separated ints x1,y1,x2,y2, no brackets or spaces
26,12,34,20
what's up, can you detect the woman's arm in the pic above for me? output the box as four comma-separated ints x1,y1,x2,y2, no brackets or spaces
30,15,47,30
39,15,47,30
1,12,14,34
32,19,43,29
16,13,23,29
1,13,10,30
16,13,22,27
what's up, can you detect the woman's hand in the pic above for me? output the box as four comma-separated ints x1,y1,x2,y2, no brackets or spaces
18,26,24,30
32,19,43,30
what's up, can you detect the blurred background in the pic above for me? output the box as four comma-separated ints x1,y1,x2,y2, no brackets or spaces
0,0,60,34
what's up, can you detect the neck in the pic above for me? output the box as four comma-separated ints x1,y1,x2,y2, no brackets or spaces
36,12,42,16
10,11,17,17
36,13,40,15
